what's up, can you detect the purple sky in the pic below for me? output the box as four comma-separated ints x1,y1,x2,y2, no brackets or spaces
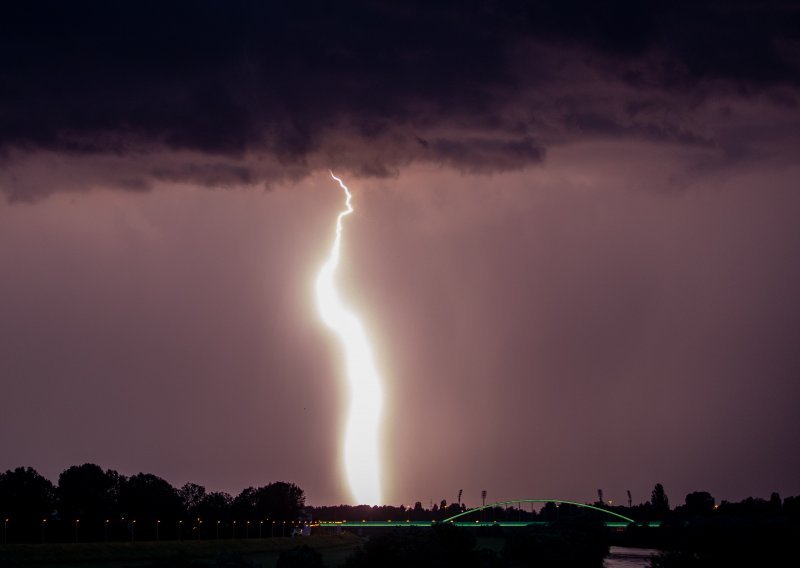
1,1,799,507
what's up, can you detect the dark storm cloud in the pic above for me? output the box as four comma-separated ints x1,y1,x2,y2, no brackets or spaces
427,136,545,173
2,1,800,509
152,163,255,187
1,0,799,198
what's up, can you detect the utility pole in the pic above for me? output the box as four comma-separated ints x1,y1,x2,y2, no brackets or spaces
627,490,632,509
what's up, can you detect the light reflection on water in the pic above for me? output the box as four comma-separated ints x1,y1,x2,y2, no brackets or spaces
604,546,659,568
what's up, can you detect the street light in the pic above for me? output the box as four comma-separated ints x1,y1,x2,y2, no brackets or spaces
74,519,80,543
104,519,109,542
232,520,237,539
178,520,183,541
4,518,8,545
259,520,263,539
41,519,47,544
246,520,250,539
197,518,202,540
131,520,136,543
156,520,160,541
216,520,220,539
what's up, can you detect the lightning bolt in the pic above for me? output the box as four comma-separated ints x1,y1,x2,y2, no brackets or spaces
315,171,383,505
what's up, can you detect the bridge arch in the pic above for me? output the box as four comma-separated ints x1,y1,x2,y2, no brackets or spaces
441,499,635,524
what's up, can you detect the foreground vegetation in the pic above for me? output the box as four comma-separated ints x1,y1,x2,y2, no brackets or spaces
0,534,360,567
338,521,609,568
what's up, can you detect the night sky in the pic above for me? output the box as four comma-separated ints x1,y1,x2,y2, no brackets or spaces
1,1,799,507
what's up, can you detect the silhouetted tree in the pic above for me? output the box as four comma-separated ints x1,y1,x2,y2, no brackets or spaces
0,467,56,539
232,486,257,520
718,496,772,517
651,500,797,568
540,501,559,521
119,473,181,525
260,482,304,520
233,482,304,521
684,491,715,517
179,482,207,518
57,463,120,540
769,492,781,514
783,495,800,518
651,483,670,517
198,491,233,523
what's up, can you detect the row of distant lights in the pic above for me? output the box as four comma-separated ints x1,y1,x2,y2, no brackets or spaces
18,504,708,529
17,519,309,524
29,518,312,526
0,518,520,527
16,504,662,528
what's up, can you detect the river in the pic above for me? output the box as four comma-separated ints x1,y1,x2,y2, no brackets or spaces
604,546,659,568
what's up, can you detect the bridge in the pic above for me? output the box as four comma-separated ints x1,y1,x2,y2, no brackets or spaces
316,498,661,529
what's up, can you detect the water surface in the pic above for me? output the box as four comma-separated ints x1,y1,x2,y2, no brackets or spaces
604,546,658,568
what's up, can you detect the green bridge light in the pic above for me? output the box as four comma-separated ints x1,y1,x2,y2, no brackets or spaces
442,499,636,524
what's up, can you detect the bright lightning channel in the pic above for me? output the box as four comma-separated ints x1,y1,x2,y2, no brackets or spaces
315,171,383,505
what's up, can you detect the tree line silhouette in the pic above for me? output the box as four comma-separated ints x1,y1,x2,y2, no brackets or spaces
0,464,304,543
3,463,799,566
310,483,799,526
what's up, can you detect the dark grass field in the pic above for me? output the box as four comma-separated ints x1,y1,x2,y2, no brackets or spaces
0,534,362,568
